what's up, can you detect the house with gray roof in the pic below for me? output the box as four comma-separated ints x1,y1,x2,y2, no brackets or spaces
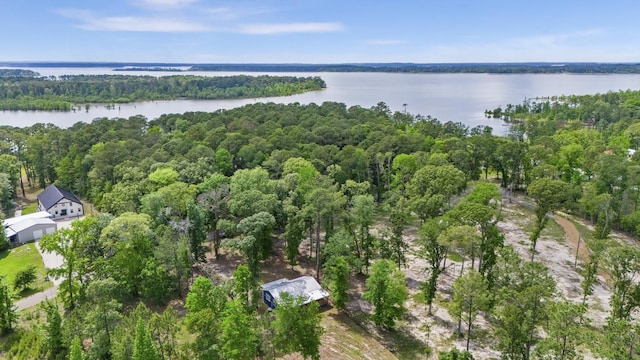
261,276,330,310
3,211,56,245
37,184,84,219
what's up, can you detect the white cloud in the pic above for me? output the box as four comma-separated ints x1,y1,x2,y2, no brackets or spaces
57,7,343,35
132,0,200,10
365,39,407,45
82,17,209,32
238,22,344,35
58,9,209,32
202,6,275,21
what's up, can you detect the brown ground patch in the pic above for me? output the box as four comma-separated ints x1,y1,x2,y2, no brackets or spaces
554,214,591,266
201,236,399,360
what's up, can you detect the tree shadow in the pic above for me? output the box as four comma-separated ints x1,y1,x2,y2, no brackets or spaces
339,308,431,359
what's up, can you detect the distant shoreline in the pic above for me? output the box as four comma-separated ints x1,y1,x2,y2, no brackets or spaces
3,62,640,74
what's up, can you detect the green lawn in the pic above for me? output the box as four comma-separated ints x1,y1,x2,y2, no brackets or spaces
20,202,38,215
0,243,52,297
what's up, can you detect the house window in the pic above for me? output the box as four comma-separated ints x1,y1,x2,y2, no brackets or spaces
71,209,74,213
78,208,81,212
55,211,58,214
61,209,67,216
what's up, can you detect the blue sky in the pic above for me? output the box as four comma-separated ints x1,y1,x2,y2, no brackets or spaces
2,0,640,63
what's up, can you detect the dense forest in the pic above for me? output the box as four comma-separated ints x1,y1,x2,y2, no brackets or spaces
1,88,640,358
0,74,326,111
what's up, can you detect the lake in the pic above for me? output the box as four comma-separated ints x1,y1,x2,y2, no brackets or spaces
2,67,640,135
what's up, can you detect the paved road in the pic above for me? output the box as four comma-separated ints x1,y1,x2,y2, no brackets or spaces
34,240,64,284
15,286,58,310
15,217,79,310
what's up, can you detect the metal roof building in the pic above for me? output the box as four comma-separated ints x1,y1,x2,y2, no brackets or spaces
3,212,57,245
261,276,330,310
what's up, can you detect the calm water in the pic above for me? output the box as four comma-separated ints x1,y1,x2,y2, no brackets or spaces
2,67,640,135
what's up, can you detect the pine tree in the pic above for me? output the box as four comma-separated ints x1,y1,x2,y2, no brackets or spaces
69,336,85,360
0,278,17,335
42,300,65,358
132,318,159,360
324,256,350,311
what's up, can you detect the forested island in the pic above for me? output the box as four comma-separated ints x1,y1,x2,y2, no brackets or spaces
1,89,640,359
0,69,39,77
0,74,326,111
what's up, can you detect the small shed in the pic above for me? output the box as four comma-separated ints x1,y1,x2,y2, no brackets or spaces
3,212,57,245
261,276,330,310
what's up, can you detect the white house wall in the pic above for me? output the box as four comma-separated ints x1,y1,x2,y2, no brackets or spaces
48,200,84,219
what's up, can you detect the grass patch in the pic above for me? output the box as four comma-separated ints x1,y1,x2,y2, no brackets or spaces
568,216,623,253
322,310,398,360
387,326,431,359
515,205,566,242
20,202,38,215
568,218,595,245
544,218,567,241
447,252,463,263
0,243,52,297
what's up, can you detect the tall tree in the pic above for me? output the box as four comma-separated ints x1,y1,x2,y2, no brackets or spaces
132,318,159,360
184,276,229,358
272,293,324,360
148,306,180,360
382,194,411,269
302,176,345,280
527,178,570,261
196,181,230,259
40,225,84,309
492,247,557,359
0,278,17,335
363,259,408,329
42,300,65,358
237,211,276,261
323,256,350,311
84,278,123,359
219,299,259,360
407,164,466,223
186,199,207,263
602,317,640,360
534,301,586,360
350,194,376,272
69,336,85,360
420,218,448,314
605,246,640,320
99,212,155,296
449,270,491,350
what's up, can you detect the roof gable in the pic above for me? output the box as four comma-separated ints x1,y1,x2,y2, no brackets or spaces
37,185,82,210
3,211,52,227
6,217,56,234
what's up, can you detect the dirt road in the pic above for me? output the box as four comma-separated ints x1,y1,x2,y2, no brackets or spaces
553,214,590,263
